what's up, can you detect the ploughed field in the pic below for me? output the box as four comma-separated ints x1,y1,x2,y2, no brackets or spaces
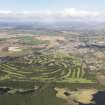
0,51,94,83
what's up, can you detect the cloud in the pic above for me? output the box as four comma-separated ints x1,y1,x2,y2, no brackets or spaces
0,10,12,14
0,8,104,21
62,8,100,17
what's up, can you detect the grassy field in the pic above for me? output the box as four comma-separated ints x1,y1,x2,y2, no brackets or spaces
17,36,49,45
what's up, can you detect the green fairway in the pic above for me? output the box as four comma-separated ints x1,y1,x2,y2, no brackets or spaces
0,51,95,83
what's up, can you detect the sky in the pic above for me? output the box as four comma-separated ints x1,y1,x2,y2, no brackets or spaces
0,0,104,11
0,0,104,21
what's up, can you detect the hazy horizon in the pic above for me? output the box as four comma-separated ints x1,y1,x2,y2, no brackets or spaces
0,0,104,22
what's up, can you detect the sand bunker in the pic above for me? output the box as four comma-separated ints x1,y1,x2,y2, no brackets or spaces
55,87,97,104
